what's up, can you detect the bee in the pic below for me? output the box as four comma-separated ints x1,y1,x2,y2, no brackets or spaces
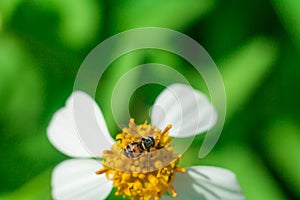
123,136,155,158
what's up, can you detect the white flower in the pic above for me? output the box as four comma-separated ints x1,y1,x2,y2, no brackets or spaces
47,83,245,200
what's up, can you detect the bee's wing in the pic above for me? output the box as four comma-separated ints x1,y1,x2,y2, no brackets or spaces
161,166,244,200
127,127,143,138
117,124,128,130
118,124,143,138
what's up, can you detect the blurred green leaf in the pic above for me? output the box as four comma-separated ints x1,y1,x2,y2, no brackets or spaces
6,170,51,200
262,119,300,197
216,146,287,200
271,0,300,48
0,0,22,25
220,36,278,118
52,0,102,49
146,50,209,95
0,34,44,135
0,34,21,100
112,0,215,32
96,51,145,136
9,0,102,50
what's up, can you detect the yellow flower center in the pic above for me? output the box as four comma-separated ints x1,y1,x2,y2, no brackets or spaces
96,118,186,200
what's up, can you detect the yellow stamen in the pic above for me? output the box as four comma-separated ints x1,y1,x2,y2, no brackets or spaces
162,124,172,135
168,185,177,197
95,168,108,175
176,167,187,173
129,118,135,127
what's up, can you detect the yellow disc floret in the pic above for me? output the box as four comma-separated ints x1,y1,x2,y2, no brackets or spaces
96,119,186,200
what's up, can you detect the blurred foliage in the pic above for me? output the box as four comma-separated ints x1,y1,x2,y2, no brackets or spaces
0,0,299,199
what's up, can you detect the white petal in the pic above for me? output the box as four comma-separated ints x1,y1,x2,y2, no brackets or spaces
52,159,112,200
165,166,245,200
47,91,114,158
151,84,217,138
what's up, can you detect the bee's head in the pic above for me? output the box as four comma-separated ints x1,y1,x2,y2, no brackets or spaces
144,136,155,148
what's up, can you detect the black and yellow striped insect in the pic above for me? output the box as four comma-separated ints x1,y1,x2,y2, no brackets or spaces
123,136,155,158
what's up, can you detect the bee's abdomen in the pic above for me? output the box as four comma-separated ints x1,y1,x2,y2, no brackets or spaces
140,142,147,151
124,143,143,158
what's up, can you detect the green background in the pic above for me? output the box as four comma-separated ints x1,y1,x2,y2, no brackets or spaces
0,0,299,199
